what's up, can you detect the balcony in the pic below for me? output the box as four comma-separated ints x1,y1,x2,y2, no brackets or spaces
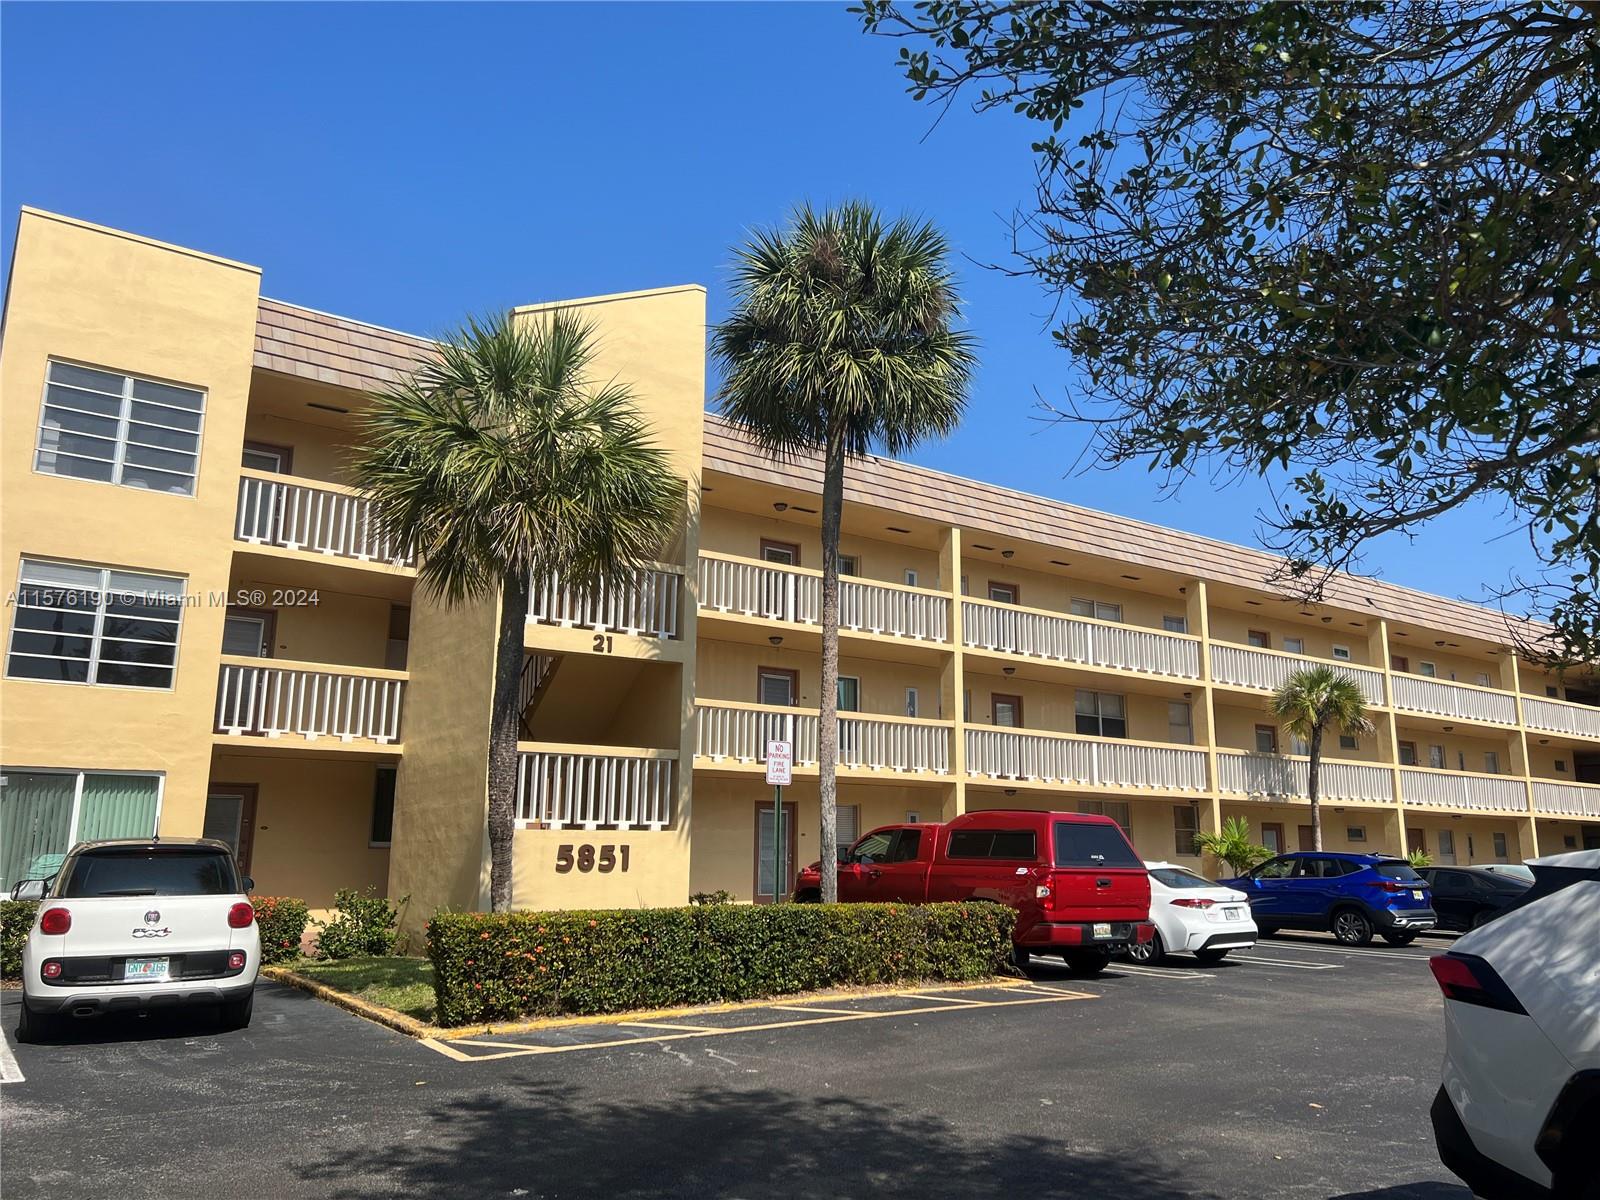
516,745,675,830
965,728,1207,793
1217,751,1394,805
693,701,952,775
698,552,949,642
1531,780,1600,819
962,600,1200,680
528,566,684,640
235,470,413,567
214,658,405,746
1390,674,1518,727
1521,695,1600,741
1209,643,1385,705
1398,767,1527,813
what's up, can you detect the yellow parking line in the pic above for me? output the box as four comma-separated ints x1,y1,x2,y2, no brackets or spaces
620,1021,724,1032
769,1004,885,1016
896,993,990,1005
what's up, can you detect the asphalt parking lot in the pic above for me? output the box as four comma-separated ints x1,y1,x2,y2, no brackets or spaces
0,932,1469,1200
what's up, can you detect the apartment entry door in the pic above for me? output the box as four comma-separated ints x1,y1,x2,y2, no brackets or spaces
754,801,798,903
204,785,258,874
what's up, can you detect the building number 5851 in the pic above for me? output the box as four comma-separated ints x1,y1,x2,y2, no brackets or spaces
555,843,630,873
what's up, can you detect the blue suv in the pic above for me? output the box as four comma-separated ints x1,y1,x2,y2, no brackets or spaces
1222,852,1436,946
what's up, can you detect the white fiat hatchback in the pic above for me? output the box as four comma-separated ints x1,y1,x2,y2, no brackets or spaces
14,838,260,1041
1127,861,1258,966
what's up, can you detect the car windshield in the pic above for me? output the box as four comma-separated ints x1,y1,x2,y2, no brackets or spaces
1374,861,1424,883
1053,822,1141,868
56,848,239,898
1150,867,1214,889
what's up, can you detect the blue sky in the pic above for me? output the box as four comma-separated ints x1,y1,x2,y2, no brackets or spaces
1,2,1533,610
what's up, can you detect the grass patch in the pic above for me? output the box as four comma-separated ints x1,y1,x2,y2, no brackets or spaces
289,955,434,1022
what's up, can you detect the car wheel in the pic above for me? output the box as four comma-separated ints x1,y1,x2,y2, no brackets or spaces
15,1002,58,1044
1193,949,1230,965
1470,910,1493,930
1063,949,1112,976
1331,908,1374,946
219,990,254,1031
794,890,821,904
1010,944,1031,970
1256,924,1278,938
1381,931,1417,947
1126,929,1165,966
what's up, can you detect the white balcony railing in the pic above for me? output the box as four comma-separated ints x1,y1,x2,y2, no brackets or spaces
1209,644,1386,705
965,728,1207,792
1522,696,1600,741
693,702,951,774
1391,674,1518,726
528,567,683,639
962,601,1200,679
697,554,948,642
1398,767,1527,812
1217,752,1394,804
235,473,413,567
1531,780,1600,818
215,661,404,745
516,748,674,830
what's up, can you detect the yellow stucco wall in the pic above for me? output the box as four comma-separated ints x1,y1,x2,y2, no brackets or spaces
699,505,946,589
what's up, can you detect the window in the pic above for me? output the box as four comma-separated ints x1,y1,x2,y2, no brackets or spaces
1167,701,1193,745
1492,832,1508,861
903,569,918,587
7,559,185,689
992,693,1023,727
1077,799,1131,839
1283,636,1305,655
758,668,797,707
1054,821,1140,868
1247,630,1271,649
1546,685,1560,698
835,804,859,855
760,539,800,565
1555,759,1567,773
1253,857,1295,879
1290,733,1310,756
850,830,893,863
222,608,274,658
1331,644,1352,661
1163,614,1188,634
1419,661,1438,678
904,811,921,824
57,845,238,898
1474,672,1491,687
0,769,163,891
1260,823,1284,854
1076,690,1126,738
34,361,206,496
1457,750,1467,771
385,604,411,671
241,440,292,473
1346,826,1367,843
988,581,1019,605
838,555,858,576
370,767,396,846
1070,597,1122,622
946,828,1037,859
836,676,860,712
1428,744,1446,769
1483,751,1500,774
1437,829,1456,863
962,690,972,721
1255,724,1280,754
1172,805,1199,857
1338,734,1358,751
1398,741,1418,766
887,827,921,862
1151,866,1216,889
1391,654,1409,671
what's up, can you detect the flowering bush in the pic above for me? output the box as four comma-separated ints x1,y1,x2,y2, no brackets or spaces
428,901,1015,1026
251,895,311,965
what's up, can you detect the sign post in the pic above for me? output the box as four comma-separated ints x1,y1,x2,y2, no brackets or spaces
764,739,793,902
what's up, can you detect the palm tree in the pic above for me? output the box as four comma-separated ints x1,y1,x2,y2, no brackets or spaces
1271,665,1375,851
353,311,680,911
711,202,976,902
1193,815,1273,877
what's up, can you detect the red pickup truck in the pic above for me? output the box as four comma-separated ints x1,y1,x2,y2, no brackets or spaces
795,809,1154,974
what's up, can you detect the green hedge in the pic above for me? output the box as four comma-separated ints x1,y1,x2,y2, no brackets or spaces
1,900,39,981
252,896,311,965
428,901,1015,1026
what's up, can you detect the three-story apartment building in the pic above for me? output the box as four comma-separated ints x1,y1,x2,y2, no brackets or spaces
4,209,1597,935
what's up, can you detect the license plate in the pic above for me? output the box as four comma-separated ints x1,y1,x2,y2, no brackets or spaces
124,957,169,982
1224,907,1242,920
1412,890,1424,901
1092,922,1112,939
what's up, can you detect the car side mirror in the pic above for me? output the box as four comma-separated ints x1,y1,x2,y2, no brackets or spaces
242,876,255,892
10,879,47,901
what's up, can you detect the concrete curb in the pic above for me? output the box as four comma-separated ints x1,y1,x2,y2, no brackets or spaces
262,966,1023,1042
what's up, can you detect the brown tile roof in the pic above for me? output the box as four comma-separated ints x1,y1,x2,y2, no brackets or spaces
254,298,435,393
702,413,1541,648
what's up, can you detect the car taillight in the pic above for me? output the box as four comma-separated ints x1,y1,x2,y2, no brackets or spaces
1170,898,1215,909
1375,879,1410,893
1429,953,1526,1014
39,907,71,935
41,960,63,980
227,950,247,971
228,902,255,929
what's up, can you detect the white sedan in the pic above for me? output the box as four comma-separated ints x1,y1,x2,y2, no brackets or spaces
15,837,260,1041
1431,849,1599,1199
1127,861,1258,966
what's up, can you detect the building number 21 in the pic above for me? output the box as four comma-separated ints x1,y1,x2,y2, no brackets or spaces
555,844,630,873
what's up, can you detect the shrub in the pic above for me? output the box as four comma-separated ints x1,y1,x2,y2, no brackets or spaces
428,901,1015,1026
689,890,734,906
315,887,404,960
251,896,311,965
1,900,39,981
